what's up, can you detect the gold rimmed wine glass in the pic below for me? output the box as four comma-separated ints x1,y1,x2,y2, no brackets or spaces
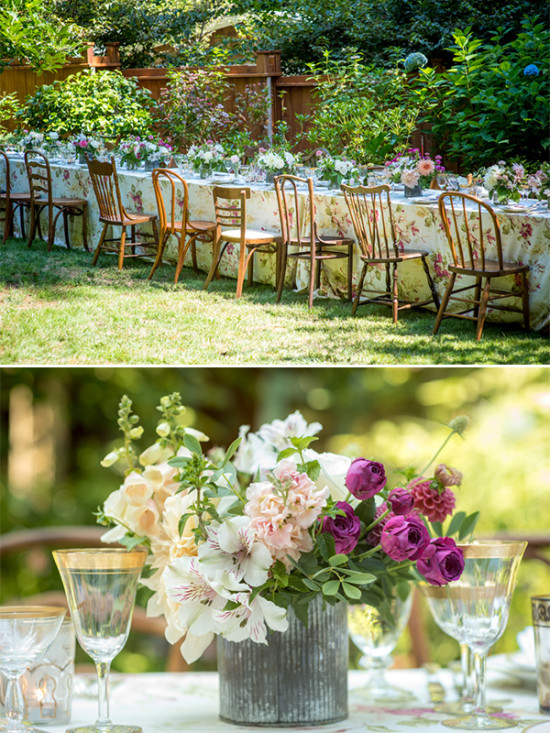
0,605,66,733
53,548,147,733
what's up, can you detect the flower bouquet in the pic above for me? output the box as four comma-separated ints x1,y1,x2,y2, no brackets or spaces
186,141,226,177
256,147,298,182
116,136,173,171
527,162,550,207
72,133,104,164
315,151,359,188
97,394,477,725
483,161,525,205
385,149,445,196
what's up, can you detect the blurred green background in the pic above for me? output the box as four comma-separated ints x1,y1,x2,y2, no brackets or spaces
1,366,549,672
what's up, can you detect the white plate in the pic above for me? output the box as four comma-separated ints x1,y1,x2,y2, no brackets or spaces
408,196,439,204
500,204,530,213
208,175,234,184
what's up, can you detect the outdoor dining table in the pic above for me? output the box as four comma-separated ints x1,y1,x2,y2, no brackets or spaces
6,157,550,330
12,666,547,733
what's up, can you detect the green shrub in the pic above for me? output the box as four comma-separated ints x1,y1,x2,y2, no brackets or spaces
17,69,157,139
414,17,549,168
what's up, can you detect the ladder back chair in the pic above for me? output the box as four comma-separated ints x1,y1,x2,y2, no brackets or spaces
148,168,216,283
434,192,530,341
86,155,159,270
25,151,88,251
342,183,440,323
203,186,280,298
274,175,354,308
1,150,32,244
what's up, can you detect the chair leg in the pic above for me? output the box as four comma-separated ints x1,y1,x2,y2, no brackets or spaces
475,278,492,341
1,200,10,244
130,225,136,255
175,234,196,285
308,245,317,309
19,202,26,239
27,203,37,249
236,241,248,299
385,262,391,296
352,263,368,316
276,245,288,303
118,228,127,270
191,235,199,273
521,271,530,332
421,255,440,310
92,223,109,266
392,263,399,324
81,204,89,252
247,249,254,287
347,244,354,302
149,231,169,281
433,273,456,335
63,209,71,250
473,276,482,319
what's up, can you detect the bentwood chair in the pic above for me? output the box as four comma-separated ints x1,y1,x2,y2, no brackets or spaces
24,151,88,251
434,192,530,341
203,186,280,298
342,183,440,322
274,175,354,308
86,155,159,269
148,168,216,283
0,150,33,244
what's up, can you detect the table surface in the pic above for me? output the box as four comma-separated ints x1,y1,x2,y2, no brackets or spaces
9,667,548,733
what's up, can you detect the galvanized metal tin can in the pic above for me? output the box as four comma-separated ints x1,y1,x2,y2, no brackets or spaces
217,597,348,727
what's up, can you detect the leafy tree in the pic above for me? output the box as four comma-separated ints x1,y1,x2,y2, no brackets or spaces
0,0,83,74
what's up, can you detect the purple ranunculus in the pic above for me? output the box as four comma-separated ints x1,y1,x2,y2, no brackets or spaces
380,514,430,562
322,501,361,555
417,537,465,586
345,458,386,500
387,488,414,516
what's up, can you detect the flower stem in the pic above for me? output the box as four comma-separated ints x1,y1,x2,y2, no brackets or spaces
418,428,456,476
363,508,389,534
355,544,382,560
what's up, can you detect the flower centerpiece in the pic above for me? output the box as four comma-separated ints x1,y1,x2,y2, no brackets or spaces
97,394,477,726
116,136,173,171
72,133,104,164
256,147,298,183
315,151,359,188
186,140,226,178
385,149,445,197
483,161,525,205
20,130,46,152
527,162,550,207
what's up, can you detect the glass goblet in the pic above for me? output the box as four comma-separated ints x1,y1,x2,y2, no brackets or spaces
0,605,66,733
53,548,147,733
348,589,414,702
442,541,527,730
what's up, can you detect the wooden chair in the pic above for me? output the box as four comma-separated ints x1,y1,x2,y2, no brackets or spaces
342,183,440,322
148,168,216,283
203,186,280,298
86,156,159,270
24,150,88,251
434,192,530,341
0,151,33,244
0,525,188,672
274,175,354,308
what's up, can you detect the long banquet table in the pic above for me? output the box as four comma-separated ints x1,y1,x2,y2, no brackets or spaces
10,668,548,733
7,158,550,330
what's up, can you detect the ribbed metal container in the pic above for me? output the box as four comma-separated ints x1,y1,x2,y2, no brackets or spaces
217,597,348,727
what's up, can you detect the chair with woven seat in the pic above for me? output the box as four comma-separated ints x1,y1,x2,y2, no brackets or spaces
25,150,88,251
148,168,216,283
86,155,159,270
274,175,354,308
203,185,280,298
1,150,33,244
434,192,530,341
342,183,440,323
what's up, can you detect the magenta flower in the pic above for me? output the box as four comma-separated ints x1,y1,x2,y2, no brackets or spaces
388,488,414,516
321,501,361,555
345,458,386,500
417,537,464,586
380,514,430,561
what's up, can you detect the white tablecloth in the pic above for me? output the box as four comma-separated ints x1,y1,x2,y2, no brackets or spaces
7,668,548,733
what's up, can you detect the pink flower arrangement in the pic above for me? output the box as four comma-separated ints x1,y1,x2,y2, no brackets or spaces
386,148,444,190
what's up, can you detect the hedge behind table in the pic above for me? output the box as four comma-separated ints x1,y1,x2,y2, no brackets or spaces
7,160,550,330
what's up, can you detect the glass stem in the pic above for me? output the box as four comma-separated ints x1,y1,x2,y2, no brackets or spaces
5,673,24,733
95,660,113,728
460,643,475,707
472,649,488,718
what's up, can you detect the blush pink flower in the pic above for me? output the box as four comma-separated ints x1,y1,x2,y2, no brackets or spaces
401,169,420,187
408,477,456,523
418,158,435,176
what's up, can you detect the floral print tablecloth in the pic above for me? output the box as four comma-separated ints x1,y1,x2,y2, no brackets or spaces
8,159,549,330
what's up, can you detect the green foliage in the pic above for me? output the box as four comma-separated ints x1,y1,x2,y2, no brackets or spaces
17,70,156,138
0,0,82,74
302,53,421,164
414,18,550,168
0,93,20,134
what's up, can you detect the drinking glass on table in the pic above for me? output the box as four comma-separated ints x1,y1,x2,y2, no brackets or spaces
441,541,526,730
53,548,147,733
0,605,66,733
348,589,414,702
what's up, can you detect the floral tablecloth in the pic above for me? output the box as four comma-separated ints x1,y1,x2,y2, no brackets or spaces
6,668,547,733
8,158,550,330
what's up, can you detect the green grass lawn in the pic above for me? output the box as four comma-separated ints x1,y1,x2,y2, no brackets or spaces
0,238,548,365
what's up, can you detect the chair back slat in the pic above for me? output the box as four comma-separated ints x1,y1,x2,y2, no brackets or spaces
152,168,189,237
86,156,125,222
212,186,250,238
25,151,52,205
0,151,10,199
341,184,396,259
274,175,314,248
438,192,503,270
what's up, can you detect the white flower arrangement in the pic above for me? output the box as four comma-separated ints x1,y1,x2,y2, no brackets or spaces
315,152,359,187
186,141,226,174
256,148,298,173
483,161,524,204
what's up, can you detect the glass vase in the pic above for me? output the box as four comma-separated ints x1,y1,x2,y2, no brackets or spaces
404,183,423,197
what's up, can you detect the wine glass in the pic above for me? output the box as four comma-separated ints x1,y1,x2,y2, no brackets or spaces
53,548,147,733
0,605,66,733
348,589,414,702
441,541,527,730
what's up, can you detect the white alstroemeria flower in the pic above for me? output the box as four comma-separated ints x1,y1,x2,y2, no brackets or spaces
302,448,351,501
198,517,272,587
258,410,322,451
215,592,288,644
233,425,278,476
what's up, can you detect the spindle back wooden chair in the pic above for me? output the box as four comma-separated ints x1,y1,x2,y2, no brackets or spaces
342,183,439,322
86,155,158,270
148,168,216,283
25,150,88,251
434,192,530,341
1,151,33,244
203,186,280,298
274,175,354,308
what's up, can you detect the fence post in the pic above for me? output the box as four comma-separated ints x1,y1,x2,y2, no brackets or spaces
255,51,282,145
